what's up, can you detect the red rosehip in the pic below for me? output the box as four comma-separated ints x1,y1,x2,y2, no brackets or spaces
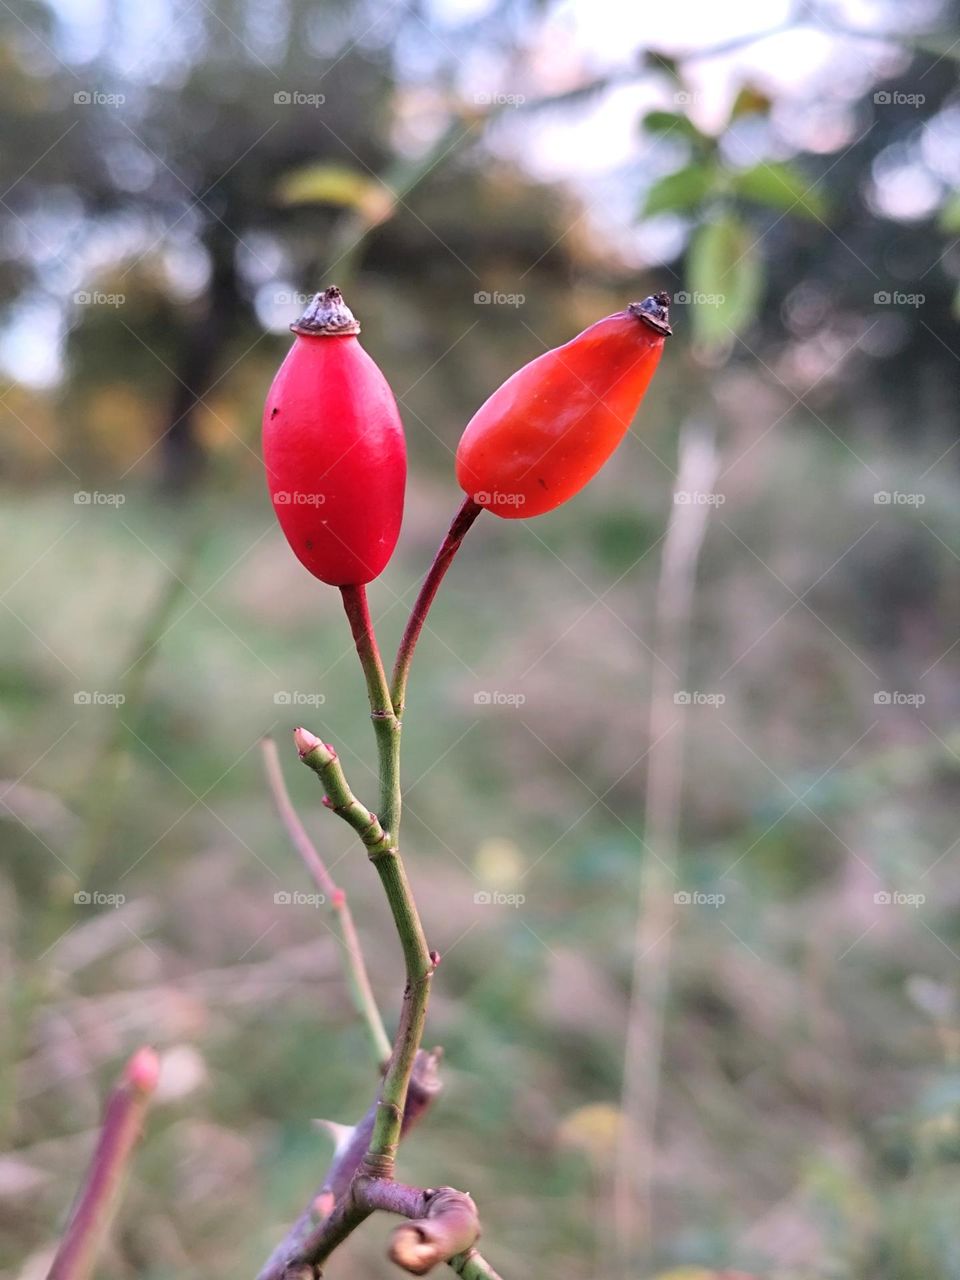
263,287,406,586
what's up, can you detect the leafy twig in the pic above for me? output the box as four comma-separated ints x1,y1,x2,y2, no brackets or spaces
47,1047,159,1280
260,735,391,1066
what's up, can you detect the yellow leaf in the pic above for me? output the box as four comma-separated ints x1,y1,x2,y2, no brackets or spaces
557,1103,621,1160
274,164,395,225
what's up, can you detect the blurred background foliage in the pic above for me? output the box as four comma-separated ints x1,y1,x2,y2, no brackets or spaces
3,0,960,1277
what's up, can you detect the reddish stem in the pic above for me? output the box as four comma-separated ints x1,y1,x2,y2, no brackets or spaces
48,1048,159,1280
391,497,483,715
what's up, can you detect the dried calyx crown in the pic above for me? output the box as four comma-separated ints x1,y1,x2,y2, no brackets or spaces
291,286,362,337
628,290,672,336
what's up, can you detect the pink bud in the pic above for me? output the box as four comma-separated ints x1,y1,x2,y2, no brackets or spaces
294,726,322,756
123,1046,160,1095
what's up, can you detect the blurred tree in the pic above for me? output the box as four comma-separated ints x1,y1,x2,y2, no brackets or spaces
0,0,581,490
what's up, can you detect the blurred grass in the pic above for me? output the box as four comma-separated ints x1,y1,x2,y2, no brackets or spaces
4,402,960,1279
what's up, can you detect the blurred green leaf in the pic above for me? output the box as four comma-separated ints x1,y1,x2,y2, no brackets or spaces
643,163,714,217
641,110,706,147
939,192,960,233
687,214,763,344
729,84,773,121
733,161,825,219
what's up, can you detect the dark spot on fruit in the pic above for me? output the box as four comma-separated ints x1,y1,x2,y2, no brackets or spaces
305,539,313,550
270,407,279,419
538,477,547,489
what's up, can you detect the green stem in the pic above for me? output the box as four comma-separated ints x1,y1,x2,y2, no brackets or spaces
364,853,434,1169
261,736,391,1066
295,728,434,1176
339,583,402,835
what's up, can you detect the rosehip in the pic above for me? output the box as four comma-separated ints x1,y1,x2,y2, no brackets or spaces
263,287,406,586
455,293,671,518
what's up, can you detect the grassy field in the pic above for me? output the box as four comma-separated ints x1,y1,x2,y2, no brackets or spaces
5,404,960,1278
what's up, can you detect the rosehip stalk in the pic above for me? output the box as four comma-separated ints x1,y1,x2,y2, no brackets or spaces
263,287,406,586
456,292,671,518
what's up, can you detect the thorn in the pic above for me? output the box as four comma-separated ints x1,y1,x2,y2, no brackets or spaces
322,795,334,810
429,950,441,968
312,1118,356,1157
331,888,346,908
